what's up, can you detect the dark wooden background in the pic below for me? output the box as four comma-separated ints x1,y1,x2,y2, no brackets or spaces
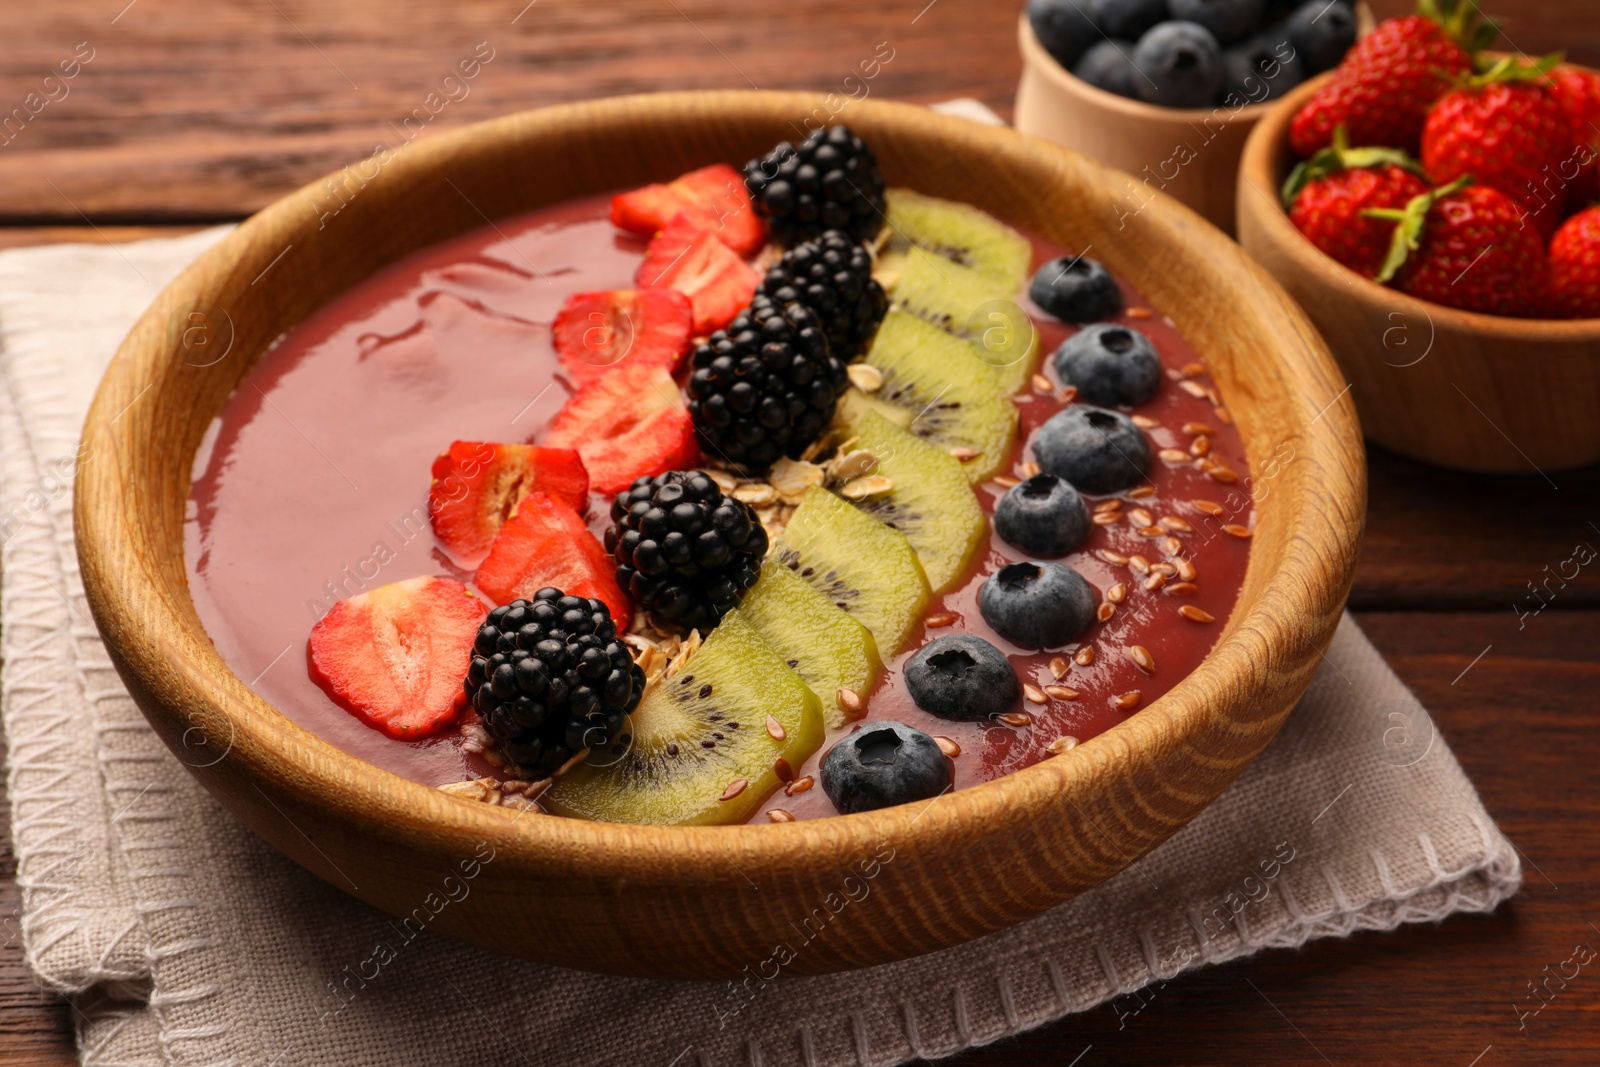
1,1,1596,1063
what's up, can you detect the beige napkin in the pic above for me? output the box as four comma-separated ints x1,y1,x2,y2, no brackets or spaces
0,222,1520,1067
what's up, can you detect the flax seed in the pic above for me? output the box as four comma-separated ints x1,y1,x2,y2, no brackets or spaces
1045,734,1080,755
1165,581,1198,596
998,711,1034,727
1180,605,1215,623
1182,361,1205,377
1162,536,1184,556
838,688,863,717
1093,511,1122,526
1174,557,1197,580
1138,525,1165,537
1018,460,1041,479
1128,554,1151,574
1182,421,1215,436
766,715,787,741
785,775,814,796
950,447,982,462
1128,646,1156,673
767,808,795,823
1032,373,1055,394
1094,498,1124,513
1159,515,1193,532
1159,448,1191,464
994,475,1020,488
1044,684,1079,700
1209,466,1240,484
1127,306,1155,320
719,778,748,801
1130,414,1160,429
1023,684,1047,705
1128,485,1157,498
1114,690,1142,710
1190,435,1212,457
1128,507,1154,528
1075,646,1096,666
1215,406,1233,424
1179,380,1209,398
1097,548,1128,565
926,612,957,628
1144,572,1167,591
774,757,795,783
1106,581,1127,603
1049,656,1070,680
1191,499,1225,517
1096,601,1116,622
934,735,960,757
1060,385,1079,403
1222,523,1252,538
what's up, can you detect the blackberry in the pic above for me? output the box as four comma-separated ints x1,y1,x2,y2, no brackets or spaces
465,589,643,777
606,470,768,631
686,294,847,471
758,230,887,359
743,125,886,246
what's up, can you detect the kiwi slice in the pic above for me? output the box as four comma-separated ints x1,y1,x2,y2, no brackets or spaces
836,403,986,593
541,610,823,826
773,485,931,657
883,188,1032,286
740,561,883,729
860,311,1019,484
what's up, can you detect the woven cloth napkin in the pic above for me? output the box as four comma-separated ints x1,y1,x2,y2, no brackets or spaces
0,181,1520,1067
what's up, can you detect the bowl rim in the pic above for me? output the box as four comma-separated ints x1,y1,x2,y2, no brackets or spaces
74,91,1363,897
1240,68,1600,339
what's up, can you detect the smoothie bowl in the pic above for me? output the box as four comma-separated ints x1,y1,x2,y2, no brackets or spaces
75,92,1362,978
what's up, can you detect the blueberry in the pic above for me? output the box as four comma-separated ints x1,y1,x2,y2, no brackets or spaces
1032,406,1152,494
1220,32,1305,104
1028,0,1101,69
1053,324,1162,407
1073,40,1141,98
1287,0,1357,75
1167,0,1265,44
978,561,1098,649
1131,21,1224,108
1091,0,1168,41
821,721,949,814
904,634,1020,721
995,474,1092,556
1029,256,1124,323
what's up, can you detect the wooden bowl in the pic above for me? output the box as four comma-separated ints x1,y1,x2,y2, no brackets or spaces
1239,72,1600,473
75,91,1363,979
1015,8,1374,234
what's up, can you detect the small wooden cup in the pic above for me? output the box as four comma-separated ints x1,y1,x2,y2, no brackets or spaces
1238,72,1600,474
1015,8,1373,234
75,92,1363,978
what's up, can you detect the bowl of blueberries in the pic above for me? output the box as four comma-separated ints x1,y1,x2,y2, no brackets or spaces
1015,0,1372,233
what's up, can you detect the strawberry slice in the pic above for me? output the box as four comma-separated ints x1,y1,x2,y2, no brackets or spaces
611,163,766,254
637,215,759,335
308,576,487,740
474,491,631,622
543,363,699,494
430,442,589,563
551,288,693,387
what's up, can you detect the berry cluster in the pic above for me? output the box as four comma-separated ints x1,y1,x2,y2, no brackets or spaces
465,589,643,776
743,125,886,245
606,471,768,630
758,230,887,359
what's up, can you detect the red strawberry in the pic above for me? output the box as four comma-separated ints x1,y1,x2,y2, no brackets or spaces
429,442,589,563
1283,128,1432,278
552,288,693,387
473,491,630,621
308,576,487,739
1547,65,1600,208
1421,55,1572,240
611,163,766,254
543,363,699,494
636,215,759,335
1549,205,1600,318
1288,1,1491,157
1366,178,1549,317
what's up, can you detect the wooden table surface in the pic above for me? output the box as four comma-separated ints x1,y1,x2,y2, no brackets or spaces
2,1,1597,1063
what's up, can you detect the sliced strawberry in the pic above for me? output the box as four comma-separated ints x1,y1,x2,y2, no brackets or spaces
610,164,766,254
637,215,759,335
551,288,693,387
429,442,589,563
474,491,630,621
543,363,699,494
308,576,487,740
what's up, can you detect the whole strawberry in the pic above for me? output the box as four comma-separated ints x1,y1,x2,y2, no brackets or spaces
1549,205,1600,318
1288,0,1492,158
1547,65,1600,208
1282,128,1432,278
1366,178,1549,317
1421,55,1573,240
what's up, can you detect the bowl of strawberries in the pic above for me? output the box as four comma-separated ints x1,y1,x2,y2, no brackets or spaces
1238,0,1600,472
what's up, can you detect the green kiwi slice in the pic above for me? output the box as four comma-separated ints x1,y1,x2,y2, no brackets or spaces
540,610,823,826
773,485,931,657
835,403,987,593
883,188,1032,286
739,561,883,729
859,311,1019,484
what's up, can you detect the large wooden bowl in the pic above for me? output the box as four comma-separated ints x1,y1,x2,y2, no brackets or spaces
1015,8,1374,234
75,92,1363,978
1239,72,1600,473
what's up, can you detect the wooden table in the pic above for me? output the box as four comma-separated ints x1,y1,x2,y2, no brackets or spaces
2,1,1596,1063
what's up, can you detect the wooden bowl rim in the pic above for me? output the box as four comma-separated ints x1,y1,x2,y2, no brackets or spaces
76,91,1362,882
1241,68,1600,339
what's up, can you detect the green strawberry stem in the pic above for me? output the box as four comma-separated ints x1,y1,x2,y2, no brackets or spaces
1418,0,1498,55
1281,126,1431,209
1461,51,1564,86
1364,176,1472,284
